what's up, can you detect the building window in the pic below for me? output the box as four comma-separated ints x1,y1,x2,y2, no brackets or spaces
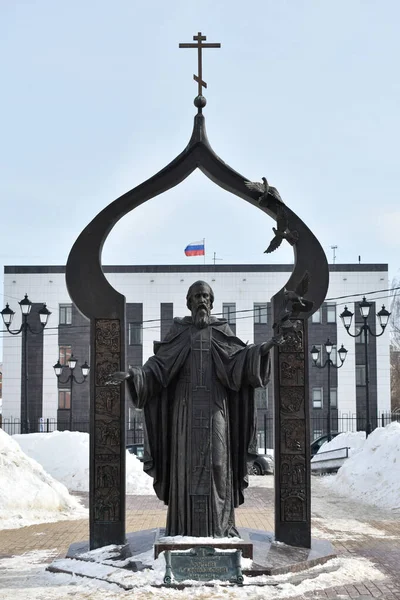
59,345,72,365
355,326,368,344
254,303,267,324
327,304,336,323
58,389,71,409
59,304,72,325
254,387,268,409
222,303,236,325
356,364,366,386
313,429,323,441
313,344,322,365
330,388,337,408
312,308,321,323
312,387,323,409
330,345,337,365
129,322,142,345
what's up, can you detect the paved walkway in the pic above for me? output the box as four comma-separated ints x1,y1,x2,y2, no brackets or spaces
0,478,400,598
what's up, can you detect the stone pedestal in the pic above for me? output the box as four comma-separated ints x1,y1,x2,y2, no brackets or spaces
153,527,253,559
66,527,336,578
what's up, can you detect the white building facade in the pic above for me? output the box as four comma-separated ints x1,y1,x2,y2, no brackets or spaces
1,263,391,442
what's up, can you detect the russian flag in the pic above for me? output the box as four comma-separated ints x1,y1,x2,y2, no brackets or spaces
184,240,205,257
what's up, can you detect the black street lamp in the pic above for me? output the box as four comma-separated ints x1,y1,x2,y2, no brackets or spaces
340,298,390,437
311,339,348,442
1,295,51,434
53,355,90,431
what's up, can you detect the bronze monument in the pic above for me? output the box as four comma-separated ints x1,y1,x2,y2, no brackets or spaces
66,32,329,550
108,281,292,537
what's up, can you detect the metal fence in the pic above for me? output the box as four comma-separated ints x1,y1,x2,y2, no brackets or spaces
256,412,400,451
2,413,399,446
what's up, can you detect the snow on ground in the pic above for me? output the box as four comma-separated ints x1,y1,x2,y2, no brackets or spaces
320,422,400,511
13,431,155,495
0,549,386,600
311,430,367,472
0,430,87,530
1,426,399,597
313,430,366,459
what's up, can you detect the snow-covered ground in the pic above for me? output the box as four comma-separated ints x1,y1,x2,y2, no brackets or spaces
0,429,87,529
0,548,387,600
0,424,399,598
311,430,366,472
320,422,400,511
13,430,155,495
318,430,367,455
2,423,399,531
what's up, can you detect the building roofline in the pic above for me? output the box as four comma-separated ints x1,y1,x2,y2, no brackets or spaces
4,263,389,274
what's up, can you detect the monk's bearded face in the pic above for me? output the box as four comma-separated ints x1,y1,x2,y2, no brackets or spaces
194,305,210,329
190,286,212,329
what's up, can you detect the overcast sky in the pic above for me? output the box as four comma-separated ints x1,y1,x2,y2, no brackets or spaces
1,0,400,310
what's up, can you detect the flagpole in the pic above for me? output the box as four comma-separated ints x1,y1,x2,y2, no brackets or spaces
203,238,206,265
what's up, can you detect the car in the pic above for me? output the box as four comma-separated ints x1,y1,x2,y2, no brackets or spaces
126,443,145,461
310,433,339,458
249,453,274,475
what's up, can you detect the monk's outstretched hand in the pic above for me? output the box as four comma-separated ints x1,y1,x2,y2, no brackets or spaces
106,371,130,385
260,337,284,355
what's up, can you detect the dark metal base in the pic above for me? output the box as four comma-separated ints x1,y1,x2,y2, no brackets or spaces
154,527,253,559
65,527,336,578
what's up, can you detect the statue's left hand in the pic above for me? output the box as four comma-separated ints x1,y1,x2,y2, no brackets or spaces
106,371,130,385
272,334,286,346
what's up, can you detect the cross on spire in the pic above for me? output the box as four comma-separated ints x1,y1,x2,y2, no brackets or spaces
179,32,221,96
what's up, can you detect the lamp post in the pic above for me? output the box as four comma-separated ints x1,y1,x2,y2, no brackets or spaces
311,340,348,442
53,355,90,431
1,295,51,434
340,298,390,436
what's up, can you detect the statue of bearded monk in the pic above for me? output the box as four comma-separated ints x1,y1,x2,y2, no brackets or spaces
108,280,285,538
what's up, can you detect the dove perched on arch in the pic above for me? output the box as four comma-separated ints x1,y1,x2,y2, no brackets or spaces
244,177,284,208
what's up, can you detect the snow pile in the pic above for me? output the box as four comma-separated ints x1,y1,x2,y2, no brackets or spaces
0,429,86,529
14,431,155,495
314,430,366,458
322,422,400,510
311,430,366,471
126,450,155,495
13,431,90,492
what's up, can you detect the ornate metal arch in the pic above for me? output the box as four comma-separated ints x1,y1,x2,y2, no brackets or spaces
66,102,329,549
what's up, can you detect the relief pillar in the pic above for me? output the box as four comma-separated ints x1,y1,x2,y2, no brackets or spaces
90,318,126,549
273,315,311,548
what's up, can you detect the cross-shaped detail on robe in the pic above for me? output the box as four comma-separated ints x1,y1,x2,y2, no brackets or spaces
179,32,221,96
193,497,207,514
193,410,209,429
193,330,210,389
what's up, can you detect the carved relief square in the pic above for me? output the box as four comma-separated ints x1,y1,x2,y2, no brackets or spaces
95,463,120,489
95,420,121,454
96,355,120,386
96,386,121,418
96,319,121,353
279,354,305,386
280,455,306,487
280,387,304,415
94,488,121,522
280,419,305,453
281,489,307,522
280,326,304,353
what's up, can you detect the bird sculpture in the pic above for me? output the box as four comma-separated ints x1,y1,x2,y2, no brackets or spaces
273,271,314,335
264,205,299,254
245,177,284,208
284,271,314,317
